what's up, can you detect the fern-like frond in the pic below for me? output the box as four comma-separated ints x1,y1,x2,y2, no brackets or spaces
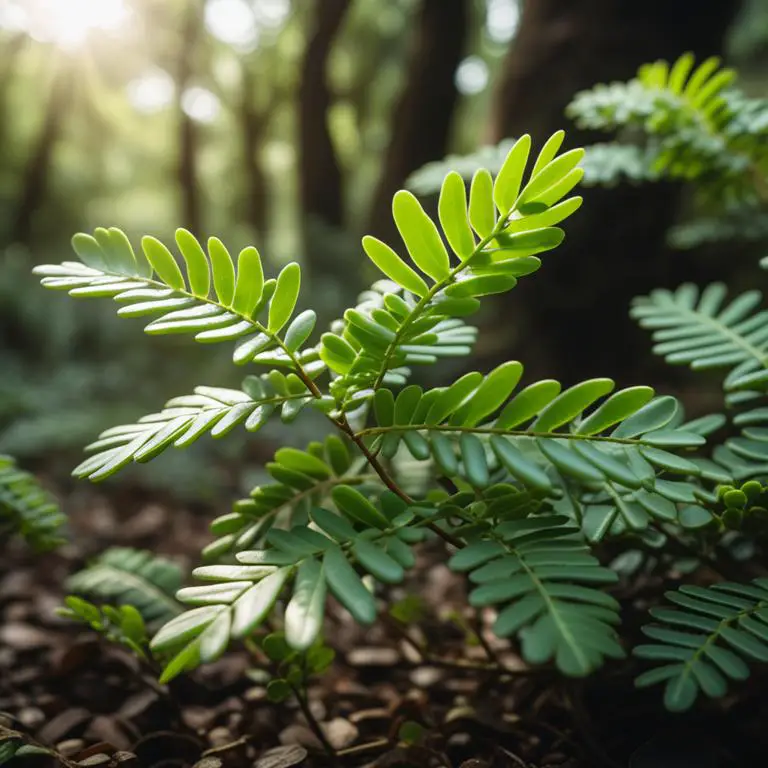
720,91,768,145
631,283,768,391
406,140,660,196
450,514,622,676
203,434,378,561
568,54,768,205
0,455,65,551
556,409,726,541
320,132,584,409
568,53,736,133
406,139,517,196
72,374,317,481
33,228,322,378
578,143,662,186
357,365,716,540
322,279,480,406
632,286,768,482
703,392,768,481
150,491,427,682
635,579,768,711
67,547,183,625
721,401,768,472
58,596,149,657
566,79,661,132
410,141,664,195
668,209,768,249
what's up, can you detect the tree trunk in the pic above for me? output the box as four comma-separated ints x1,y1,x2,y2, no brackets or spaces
298,0,350,277
485,0,742,384
0,33,26,143
175,1,203,236
345,25,389,144
9,57,74,247
366,0,469,242
239,63,269,237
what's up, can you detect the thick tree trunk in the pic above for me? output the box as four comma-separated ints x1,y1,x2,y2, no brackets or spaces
175,1,203,235
485,0,742,384
298,0,350,277
366,0,469,242
9,58,73,247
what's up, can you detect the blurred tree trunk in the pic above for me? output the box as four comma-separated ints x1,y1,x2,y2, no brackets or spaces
0,33,27,154
298,0,350,277
0,33,25,81
175,1,203,236
485,0,742,384
0,33,26,119
9,57,74,247
239,63,269,236
345,26,389,139
367,0,469,242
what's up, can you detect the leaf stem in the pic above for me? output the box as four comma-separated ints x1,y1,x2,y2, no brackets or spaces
371,208,517,390
355,423,669,447
289,683,338,761
486,525,596,675
471,612,509,670
56,265,328,398
335,416,414,503
329,415,466,549
651,523,744,582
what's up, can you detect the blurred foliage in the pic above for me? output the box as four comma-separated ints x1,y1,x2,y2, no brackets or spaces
0,453,66,550
57,596,150,658
65,546,184,625
1,0,768,498
0,0,518,491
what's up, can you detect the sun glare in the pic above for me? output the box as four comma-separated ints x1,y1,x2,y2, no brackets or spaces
0,0,130,48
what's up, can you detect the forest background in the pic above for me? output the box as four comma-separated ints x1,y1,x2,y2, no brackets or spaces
2,0,767,503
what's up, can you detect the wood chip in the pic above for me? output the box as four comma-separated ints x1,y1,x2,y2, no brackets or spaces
77,753,112,766
38,708,91,744
117,690,159,721
193,758,223,768
0,623,52,649
278,724,322,751
347,647,400,667
56,739,86,758
253,744,308,768
322,718,358,750
84,716,133,751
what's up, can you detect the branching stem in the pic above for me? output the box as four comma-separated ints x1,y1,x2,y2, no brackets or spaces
371,210,517,391
333,414,465,549
289,682,338,761
356,423,669,447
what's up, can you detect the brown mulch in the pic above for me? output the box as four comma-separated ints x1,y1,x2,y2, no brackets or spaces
4,486,768,768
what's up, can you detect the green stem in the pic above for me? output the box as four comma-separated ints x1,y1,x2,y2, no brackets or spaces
289,683,338,761
336,415,413,503
371,209,518,390
651,522,743,582
72,267,326,397
334,415,464,548
669,595,768,701
356,423,657,446
471,612,508,670
487,525,592,674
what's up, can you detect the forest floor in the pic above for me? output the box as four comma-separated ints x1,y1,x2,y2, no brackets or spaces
3,483,768,768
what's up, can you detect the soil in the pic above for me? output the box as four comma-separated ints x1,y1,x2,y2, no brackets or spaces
4,483,768,768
